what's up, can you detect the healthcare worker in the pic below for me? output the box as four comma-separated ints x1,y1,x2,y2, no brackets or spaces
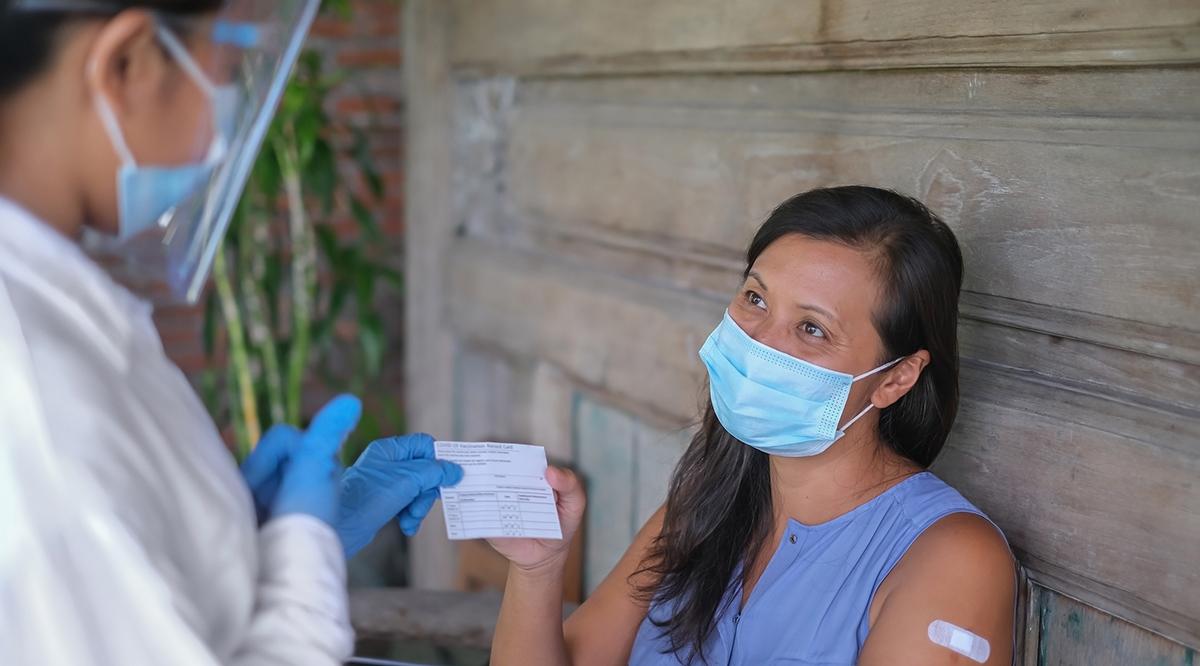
0,1,461,664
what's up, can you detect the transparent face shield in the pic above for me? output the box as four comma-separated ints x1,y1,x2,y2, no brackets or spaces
12,0,322,304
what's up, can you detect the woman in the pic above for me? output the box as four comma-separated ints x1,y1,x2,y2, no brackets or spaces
489,186,1016,665
0,2,459,663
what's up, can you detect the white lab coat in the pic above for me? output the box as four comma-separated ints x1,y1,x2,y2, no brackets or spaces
0,197,354,665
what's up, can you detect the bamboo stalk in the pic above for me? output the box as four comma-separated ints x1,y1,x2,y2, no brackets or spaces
213,246,260,456
238,204,286,425
225,352,249,455
278,129,316,426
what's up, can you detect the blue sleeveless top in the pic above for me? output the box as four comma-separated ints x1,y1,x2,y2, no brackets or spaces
628,472,990,665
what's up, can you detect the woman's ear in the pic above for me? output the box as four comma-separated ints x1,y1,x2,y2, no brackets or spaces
870,350,930,410
84,10,162,128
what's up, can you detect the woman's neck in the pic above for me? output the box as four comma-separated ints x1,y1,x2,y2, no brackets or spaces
767,418,922,527
0,61,89,238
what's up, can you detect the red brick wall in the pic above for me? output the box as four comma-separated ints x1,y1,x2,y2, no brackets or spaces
154,0,405,384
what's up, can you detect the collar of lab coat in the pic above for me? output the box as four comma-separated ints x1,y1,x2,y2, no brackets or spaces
0,196,152,372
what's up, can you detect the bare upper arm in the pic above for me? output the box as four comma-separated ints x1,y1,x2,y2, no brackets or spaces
562,505,666,666
858,513,1017,666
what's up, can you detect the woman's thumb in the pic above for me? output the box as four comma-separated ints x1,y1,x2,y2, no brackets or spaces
546,466,586,516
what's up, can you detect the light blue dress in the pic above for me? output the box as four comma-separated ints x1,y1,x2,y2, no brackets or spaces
628,472,992,665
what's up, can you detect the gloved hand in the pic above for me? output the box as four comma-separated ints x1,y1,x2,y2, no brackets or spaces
241,394,362,527
337,433,464,559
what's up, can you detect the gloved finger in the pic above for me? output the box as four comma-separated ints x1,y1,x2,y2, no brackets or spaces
440,460,465,487
272,452,344,524
397,488,440,536
302,394,362,459
401,458,462,493
242,424,301,494
360,433,436,464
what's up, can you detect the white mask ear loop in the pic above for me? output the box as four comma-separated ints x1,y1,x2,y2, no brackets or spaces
852,356,904,382
155,22,229,162
90,78,137,168
839,356,905,431
839,402,875,432
154,24,218,99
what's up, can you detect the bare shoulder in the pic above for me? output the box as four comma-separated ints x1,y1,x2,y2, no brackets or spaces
860,512,1017,665
878,511,1016,611
902,512,1015,581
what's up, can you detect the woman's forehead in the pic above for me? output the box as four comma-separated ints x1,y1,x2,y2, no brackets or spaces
749,236,882,316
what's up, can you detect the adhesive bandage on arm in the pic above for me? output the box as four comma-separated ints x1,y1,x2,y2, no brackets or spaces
927,620,990,663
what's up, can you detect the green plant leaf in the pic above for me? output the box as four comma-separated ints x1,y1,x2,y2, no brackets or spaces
250,143,282,201
359,313,385,379
295,111,324,168
354,263,376,307
197,368,220,417
202,288,219,358
321,0,352,20
314,223,341,264
351,127,385,199
263,252,282,330
279,84,307,123
373,263,404,288
308,140,338,214
351,196,380,240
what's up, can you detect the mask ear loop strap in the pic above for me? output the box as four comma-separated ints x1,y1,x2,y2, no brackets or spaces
839,402,875,432
154,23,218,99
155,22,231,164
852,356,904,382
89,66,137,167
841,356,906,431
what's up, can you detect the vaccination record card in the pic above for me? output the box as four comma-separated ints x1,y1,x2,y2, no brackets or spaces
434,441,564,540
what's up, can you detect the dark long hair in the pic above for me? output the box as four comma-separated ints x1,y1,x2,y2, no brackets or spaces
635,186,965,661
0,0,223,99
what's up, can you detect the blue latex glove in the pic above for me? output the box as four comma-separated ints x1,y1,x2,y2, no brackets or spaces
241,395,362,527
337,433,464,558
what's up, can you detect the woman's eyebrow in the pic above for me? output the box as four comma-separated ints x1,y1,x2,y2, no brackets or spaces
749,271,837,321
797,303,837,321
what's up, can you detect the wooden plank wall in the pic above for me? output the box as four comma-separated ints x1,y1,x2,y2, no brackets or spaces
404,1,1200,661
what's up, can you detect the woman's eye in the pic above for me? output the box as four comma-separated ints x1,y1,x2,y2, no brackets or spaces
746,290,767,310
802,322,826,338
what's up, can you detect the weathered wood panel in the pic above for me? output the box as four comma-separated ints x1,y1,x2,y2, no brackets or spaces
938,378,1200,643
575,398,639,594
574,397,690,592
507,125,1200,329
957,318,1200,415
351,587,505,649
497,80,1200,331
518,70,1200,122
351,588,579,652
404,0,461,589
1032,586,1197,666
634,427,690,528
453,346,529,444
448,0,1200,72
446,240,718,423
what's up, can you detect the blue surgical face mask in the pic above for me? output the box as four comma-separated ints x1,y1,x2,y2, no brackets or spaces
699,310,902,457
92,24,233,242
